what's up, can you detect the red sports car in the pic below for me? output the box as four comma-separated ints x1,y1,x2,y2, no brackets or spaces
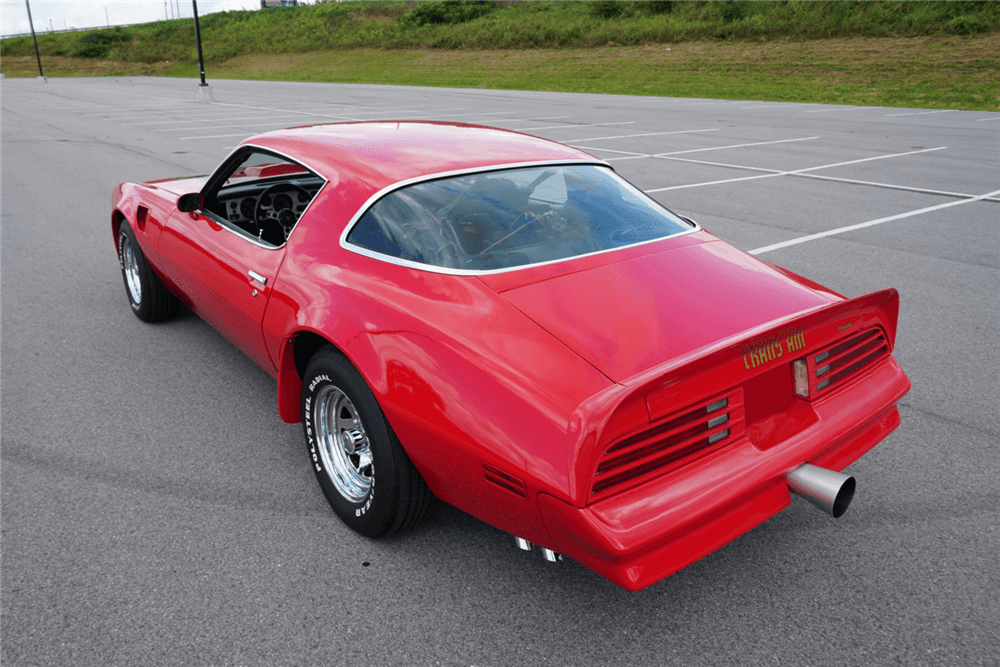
111,122,910,590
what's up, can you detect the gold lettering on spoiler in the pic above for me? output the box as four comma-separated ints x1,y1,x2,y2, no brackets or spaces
743,329,806,370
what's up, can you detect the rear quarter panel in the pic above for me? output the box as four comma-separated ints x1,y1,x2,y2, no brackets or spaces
262,194,613,543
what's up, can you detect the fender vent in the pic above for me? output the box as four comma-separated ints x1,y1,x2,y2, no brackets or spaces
136,205,149,231
810,328,888,396
590,389,745,501
484,463,527,499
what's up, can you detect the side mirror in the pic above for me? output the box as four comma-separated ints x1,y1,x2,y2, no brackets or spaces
177,193,203,213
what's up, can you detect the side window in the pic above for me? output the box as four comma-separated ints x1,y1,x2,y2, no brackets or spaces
203,149,323,247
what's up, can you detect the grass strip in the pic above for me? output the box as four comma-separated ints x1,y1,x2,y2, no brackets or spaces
4,35,997,111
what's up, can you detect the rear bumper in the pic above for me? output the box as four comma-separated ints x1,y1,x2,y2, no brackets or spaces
538,357,909,591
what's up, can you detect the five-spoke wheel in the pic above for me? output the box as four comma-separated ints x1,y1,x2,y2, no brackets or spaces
302,346,433,537
117,222,179,322
314,385,374,503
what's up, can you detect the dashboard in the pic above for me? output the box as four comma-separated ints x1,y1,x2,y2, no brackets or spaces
210,175,325,245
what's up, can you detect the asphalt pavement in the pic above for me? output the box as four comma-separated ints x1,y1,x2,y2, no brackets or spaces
2,77,998,666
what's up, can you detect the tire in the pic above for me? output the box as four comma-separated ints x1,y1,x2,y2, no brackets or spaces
117,223,179,322
302,346,432,538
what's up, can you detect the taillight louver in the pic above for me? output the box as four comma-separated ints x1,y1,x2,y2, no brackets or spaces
810,328,888,395
591,389,744,500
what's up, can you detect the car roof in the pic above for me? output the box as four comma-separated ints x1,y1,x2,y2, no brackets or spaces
240,121,601,190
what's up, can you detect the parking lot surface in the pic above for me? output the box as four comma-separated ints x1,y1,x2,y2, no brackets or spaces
2,77,998,666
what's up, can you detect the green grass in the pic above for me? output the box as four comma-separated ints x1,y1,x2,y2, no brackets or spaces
171,38,998,111
2,2,998,111
4,1,998,60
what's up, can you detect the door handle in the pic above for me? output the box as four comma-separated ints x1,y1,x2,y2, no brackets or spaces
248,270,267,286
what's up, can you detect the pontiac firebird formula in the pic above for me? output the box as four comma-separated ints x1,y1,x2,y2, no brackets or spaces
112,122,910,590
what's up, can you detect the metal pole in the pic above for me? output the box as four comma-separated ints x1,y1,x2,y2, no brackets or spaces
24,0,45,79
192,0,207,86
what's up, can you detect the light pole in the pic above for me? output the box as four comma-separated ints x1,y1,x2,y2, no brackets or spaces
192,1,212,102
25,0,46,82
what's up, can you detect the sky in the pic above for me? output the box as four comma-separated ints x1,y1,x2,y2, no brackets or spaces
2,1,318,37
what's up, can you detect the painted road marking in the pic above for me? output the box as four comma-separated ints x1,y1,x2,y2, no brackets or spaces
644,147,948,193
749,188,1000,255
884,110,956,117
567,128,720,143
513,121,635,131
583,136,821,161
805,106,880,114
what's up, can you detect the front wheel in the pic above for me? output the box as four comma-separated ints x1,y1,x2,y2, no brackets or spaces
302,347,432,538
118,223,179,322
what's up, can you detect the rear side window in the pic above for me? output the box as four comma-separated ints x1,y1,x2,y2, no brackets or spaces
346,164,693,272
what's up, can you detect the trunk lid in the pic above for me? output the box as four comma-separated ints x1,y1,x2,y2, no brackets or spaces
496,240,836,382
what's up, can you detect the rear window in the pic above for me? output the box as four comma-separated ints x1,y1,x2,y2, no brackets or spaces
345,164,693,272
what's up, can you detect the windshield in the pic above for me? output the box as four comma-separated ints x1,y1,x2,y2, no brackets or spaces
345,164,693,272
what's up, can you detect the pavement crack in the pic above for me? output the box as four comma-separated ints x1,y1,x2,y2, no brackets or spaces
898,401,999,440
0,106,196,173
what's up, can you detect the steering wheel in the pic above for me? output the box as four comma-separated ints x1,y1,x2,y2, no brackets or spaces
254,183,311,243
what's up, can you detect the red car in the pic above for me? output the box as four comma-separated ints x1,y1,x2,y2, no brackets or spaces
112,122,910,590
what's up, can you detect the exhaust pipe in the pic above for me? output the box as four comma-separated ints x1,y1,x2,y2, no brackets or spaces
540,548,563,563
787,463,855,518
513,536,563,562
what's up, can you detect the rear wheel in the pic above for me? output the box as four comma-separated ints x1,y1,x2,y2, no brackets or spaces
118,223,179,322
302,346,432,538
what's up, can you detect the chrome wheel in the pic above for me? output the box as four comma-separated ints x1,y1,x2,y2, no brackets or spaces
122,236,142,304
314,384,373,503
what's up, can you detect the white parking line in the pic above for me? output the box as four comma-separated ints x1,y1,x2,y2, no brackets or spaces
164,108,518,132
93,100,384,118
976,117,1000,122
578,146,649,159
208,101,469,122
118,104,417,125
586,136,820,161
162,120,320,133
637,149,999,203
489,116,571,124
85,105,203,118
663,136,818,155
653,137,819,157
884,109,955,117
740,104,818,110
405,110,519,120
749,188,1000,255
512,121,635,131
804,106,879,114
173,110,538,138
796,173,1000,204
644,147,947,193
567,128,719,143
127,112,340,126
181,131,272,140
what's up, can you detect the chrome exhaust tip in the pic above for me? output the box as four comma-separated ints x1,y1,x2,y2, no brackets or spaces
514,536,533,552
787,463,855,518
540,548,563,563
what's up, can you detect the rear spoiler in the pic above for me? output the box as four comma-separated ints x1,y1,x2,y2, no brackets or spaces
564,289,901,503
